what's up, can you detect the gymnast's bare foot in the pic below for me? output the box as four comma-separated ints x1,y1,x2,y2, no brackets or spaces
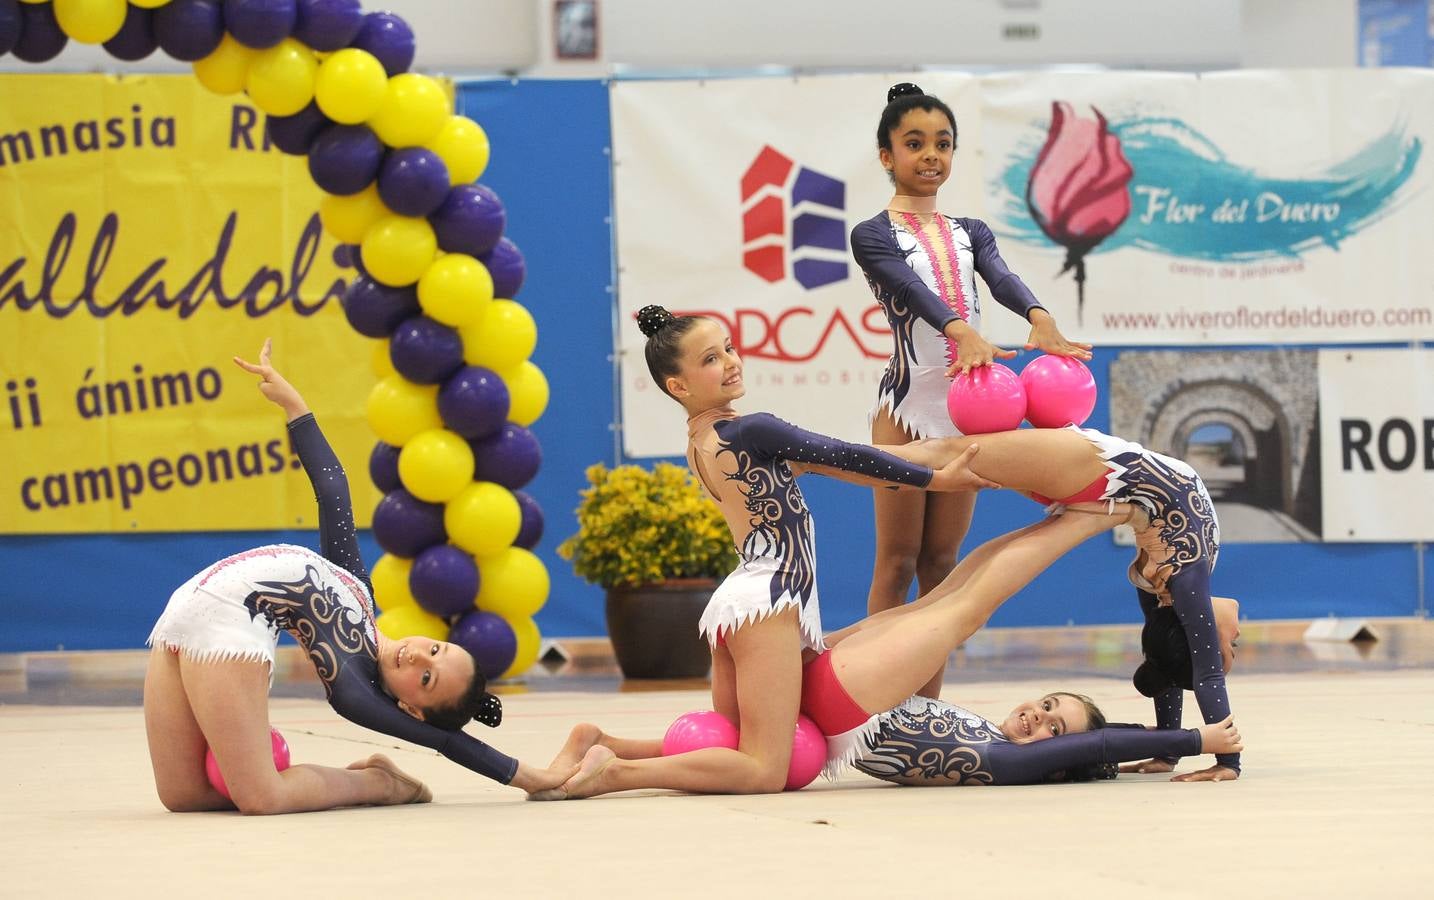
348,754,433,805
549,722,605,772
560,745,617,799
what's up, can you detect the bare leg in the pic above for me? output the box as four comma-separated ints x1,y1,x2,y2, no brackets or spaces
547,723,664,772
832,510,1126,715
178,656,427,814
561,607,804,798
143,647,233,812
866,410,926,620
911,490,975,697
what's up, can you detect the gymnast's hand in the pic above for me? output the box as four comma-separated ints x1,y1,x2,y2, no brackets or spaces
1024,308,1093,361
1198,715,1243,757
943,321,1016,376
929,444,1001,492
233,338,310,422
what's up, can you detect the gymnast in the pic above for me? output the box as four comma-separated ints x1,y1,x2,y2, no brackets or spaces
548,508,1241,791
825,423,1240,781
142,341,573,814
533,306,990,799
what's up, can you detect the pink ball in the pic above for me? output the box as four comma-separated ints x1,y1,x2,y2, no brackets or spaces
662,710,739,756
946,363,1027,434
1020,355,1097,428
204,727,292,801
785,714,826,791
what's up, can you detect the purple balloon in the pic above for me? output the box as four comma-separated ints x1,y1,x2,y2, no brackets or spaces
0,0,19,58
342,275,419,337
293,0,362,51
266,101,332,155
12,2,66,63
307,124,383,195
377,149,450,218
368,441,401,493
410,545,480,618
101,5,158,61
480,238,526,300
513,490,544,551
154,0,225,62
438,366,510,440
350,11,414,76
449,611,517,680
390,316,464,384
224,0,295,49
430,184,506,258
372,488,446,558
471,424,542,490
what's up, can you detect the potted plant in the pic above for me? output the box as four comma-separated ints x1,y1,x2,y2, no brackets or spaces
558,462,737,679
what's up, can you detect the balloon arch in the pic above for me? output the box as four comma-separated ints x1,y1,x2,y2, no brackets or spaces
1,0,551,680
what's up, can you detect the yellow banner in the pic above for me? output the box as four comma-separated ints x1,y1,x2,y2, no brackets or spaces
0,74,380,534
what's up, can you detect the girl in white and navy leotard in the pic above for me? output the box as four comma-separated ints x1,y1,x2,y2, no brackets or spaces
150,412,518,783
856,83,1091,701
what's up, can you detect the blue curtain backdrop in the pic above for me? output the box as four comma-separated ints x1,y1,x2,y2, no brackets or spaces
0,78,1421,652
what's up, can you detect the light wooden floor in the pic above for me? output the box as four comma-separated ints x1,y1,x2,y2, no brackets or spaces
4,662,1433,898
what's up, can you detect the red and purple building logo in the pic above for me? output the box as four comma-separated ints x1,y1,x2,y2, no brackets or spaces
740,145,847,290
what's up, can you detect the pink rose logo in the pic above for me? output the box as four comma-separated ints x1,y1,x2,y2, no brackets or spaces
1025,102,1134,324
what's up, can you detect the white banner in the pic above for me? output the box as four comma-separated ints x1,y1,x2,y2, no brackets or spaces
981,69,1434,346
1319,349,1434,542
613,70,1434,457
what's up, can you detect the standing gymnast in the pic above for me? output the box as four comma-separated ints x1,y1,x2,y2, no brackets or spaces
854,82,1091,698
534,306,990,799
142,341,573,814
549,509,1242,789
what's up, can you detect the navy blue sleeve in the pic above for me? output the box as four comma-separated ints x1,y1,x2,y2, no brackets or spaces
287,413,372,595
1168,565,1239,771
851,215,960,334
734,412,933,488
329,666,520,784
985,727,1203,785
856,717,1203,787
1137,588,1185,763
961,218,1044,321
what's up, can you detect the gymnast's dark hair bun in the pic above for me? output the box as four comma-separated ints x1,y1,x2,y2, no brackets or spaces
887,82,925,105
1134,606,1194,697
474,691,503,728
637,304,677,338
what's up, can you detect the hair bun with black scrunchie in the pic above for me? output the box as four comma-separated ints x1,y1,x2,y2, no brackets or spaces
474,692,503,728
887,82,924,104
637,304,676,338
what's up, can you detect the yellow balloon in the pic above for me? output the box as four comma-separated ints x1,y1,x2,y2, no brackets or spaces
361,215,438,287
377,605,448,642
371,339,396,379
365,374,441,446
501,361,549,427
128,0,172,7
499,615,540,680
444,481,520,558
476,548,549,619
418,254,493,328
193,35,257,96
369,73,451,148
314,48,388,125
246,39,318,117
459,299,536,371
370,554,416,612
319,184,388,244
426,116,490,185
398,428,475,503
53,0,126,43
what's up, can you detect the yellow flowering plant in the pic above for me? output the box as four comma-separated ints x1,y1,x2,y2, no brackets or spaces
558,463,737,589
